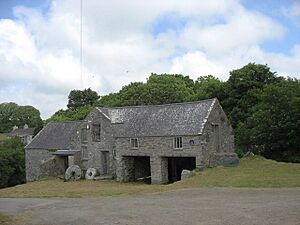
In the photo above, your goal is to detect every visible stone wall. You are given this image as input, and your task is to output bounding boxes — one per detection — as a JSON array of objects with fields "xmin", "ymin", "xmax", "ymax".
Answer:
[
  {"xmin": 25, "ymin": 149, "xmax": 66, "ymax": 182},
  {"xmin": 115, "ymin": 135, "xmax": 202, "ymax": 184},
  {"xmin": 200, "ymin": 100, "xmax": 237, "ymax": 167},
  {"xmin": 81, "ymin": 108, "xmax": 116, "ymax": 177}
]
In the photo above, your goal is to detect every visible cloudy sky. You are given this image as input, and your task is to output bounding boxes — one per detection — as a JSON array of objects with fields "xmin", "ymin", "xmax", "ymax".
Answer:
[{"xmin": 0, "ymin": 0, "xmax": 299, "ymax": 119}]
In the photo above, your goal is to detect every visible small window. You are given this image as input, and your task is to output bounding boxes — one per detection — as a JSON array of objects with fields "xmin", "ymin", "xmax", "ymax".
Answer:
[
  {"xmin": 81, "ymin": 128, "xmax": 87, "ymax": 143},
  {"xmin": 81, "ymin": 146, "xmax": 88, "ymax": 160},
  {"xmin": 92, "ymin": 124, "xmax": 101, "ymax": 142},
  {"xmin": 174, "ymin": 137, "xmax": 183, "ymax": 149},
  {"xmin": 130, "ymin": 138, "xmax": 138, "ymax": 149}
]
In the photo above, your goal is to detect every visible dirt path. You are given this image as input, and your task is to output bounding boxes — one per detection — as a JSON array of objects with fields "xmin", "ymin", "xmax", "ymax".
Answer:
[{"xmin": 0, "ymin": 188, "xmax": 300, "ymax": 225}]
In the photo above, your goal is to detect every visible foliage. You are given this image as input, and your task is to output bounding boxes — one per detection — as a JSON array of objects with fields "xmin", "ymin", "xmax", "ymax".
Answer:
[
  {"xmin": 236, "ymin": 78, "xmax": 300, "ymax": 162},
  {"xmin": 0, "ymin": 138, "xmax": 25, "ymax": 188},
  {"xmin": 96, "ymin": 73, "xmax": 195, "ymax": 107},
  {"xmin": 46, "ymin": 105, "xmax": 93, "ymax": 123},
  {"xmin": 67, "ymin": 88, "xmax": 99, "ymax": 111},
  {"xmin": 193, "ymin": 75, "xmax": 226, "ymax": 101},
  {"xmin": 0, "ymin": 103, "xmax": 43, "ymax": 134},
  {"xmin": 222, "ymin": 63, "xmax": 278, "ymax": 128}
]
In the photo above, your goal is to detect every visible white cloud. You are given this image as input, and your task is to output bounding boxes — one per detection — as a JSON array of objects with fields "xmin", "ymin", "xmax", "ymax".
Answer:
[
  {"xmin": 281, "ymin": 1, "xmax": 300, "ymax": 26},
  {"xmin": 0, "ymin": 0, "xmax": 299, "ymax": 118},
  {"xmin": 170, "ymin": 51, "xmax": 225, "ymax": 78}
]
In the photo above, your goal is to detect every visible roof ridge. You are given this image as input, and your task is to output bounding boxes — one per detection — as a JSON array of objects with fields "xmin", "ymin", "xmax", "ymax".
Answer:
[{"xmin": 97, "ymin": 98, "xmax": 216, "ymax": 110}]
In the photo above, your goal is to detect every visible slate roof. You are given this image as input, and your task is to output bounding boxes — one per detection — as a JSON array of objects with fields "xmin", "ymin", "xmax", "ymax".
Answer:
[
  {"xmin": 98, "ymin": 98, "xmax": 216, "ymax": 137},
  {"xmin": 25, "ymin": 121, "xmax": 82, "ymax": 149},
  {"xmin": 7, "ymin": 127, "xmax": 34, "ymax": 137}
]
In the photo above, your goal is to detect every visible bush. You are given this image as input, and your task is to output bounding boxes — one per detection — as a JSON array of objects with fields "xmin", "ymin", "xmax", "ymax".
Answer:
[{"xmin": 0, "ymin": 138, "xmax": 25, "ymax": 188}]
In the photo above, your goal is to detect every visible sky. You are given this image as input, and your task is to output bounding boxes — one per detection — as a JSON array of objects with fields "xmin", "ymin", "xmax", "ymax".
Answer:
[{"xmin": 0, "ymin": 0, "xmax": 299, "ymax": 119}]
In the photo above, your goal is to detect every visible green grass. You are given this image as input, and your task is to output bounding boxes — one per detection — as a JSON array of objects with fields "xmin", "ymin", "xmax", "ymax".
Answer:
[
  {"xmin": 177, "ymin": 156, "xmax": 300, "ymax": 188},
  {"xmin": 0, "ymin": 213, "xmax": 11, "ymax": 225},
  {"xmin": 0, "ymin": 156, "xmax": 299, "ymax": 198}
]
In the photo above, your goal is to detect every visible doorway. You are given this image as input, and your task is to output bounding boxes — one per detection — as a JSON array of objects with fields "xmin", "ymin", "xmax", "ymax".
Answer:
[
  {"xmin": 101, "ymin": 151, "xmax": 110, "ymax": 175},
  {"xmin": 167, "ymin": 157, "xmax": 196, "ymax": 183}
]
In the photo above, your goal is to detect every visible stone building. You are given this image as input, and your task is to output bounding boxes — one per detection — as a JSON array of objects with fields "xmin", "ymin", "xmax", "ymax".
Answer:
[
  {"xmin": 25, "ymin": 121, "xmax": 82, "ymax": 182},
  {"xmin": 25, "ymin": 98, "xmax": 238, "ymax": 184},
  {"xmin": 7, "ymin": 124, "xmax": 34, "ymax": 145}
]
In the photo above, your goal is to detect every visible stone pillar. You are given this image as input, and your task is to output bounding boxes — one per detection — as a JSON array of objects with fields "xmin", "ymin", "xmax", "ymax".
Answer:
[
  {"xmin": 68, "ymin": 156, "xmax": 74, "ymax": 166},
  {"xmin": 150, "ymin": 156, "xmax": 168, "ymax": 184}
]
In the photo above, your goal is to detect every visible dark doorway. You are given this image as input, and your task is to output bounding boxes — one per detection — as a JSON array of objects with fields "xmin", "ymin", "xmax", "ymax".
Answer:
[
  {"xmin": 63, "ymin": 156, "xmax": 69, "ymax": 170},
  {"xmin": 123, "ymin": 156, "xmax": 151, "ymax": 183},
  {"xmin": 168, "ymin": 157, "xmax": 196, "ymax": 183},
  {"xmin": 101, "ymin": 151, "xmax": 110, "ymax": 175},
  {"xmin": 134, "ymin": 156, "xmax": 151, "ymax": 184}
]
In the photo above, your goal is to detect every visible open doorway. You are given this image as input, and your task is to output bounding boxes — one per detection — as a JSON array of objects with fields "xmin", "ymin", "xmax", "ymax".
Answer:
[
  {"xmin": 123, "ymin": 156, "xmax": 151, "ymax": 183},
  {"xmin": 134, "ymin": 156, "xmax": 151, "ymax": 184},
  {"xmin": 167, "ymin": 157, "xmax": 196, "ymax": 183}
]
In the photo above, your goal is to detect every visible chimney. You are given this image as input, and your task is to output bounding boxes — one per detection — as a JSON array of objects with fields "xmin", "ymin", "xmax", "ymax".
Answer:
[
  {"xmin": 13, "ymin": 125, "xmax": 18, "ymax": 131},
  {"xmin": 24, "ymin": 124, "xmax": 29, "ymax": 129}
]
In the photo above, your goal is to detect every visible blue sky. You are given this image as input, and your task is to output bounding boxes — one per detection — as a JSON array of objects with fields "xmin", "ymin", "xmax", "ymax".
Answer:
[{"xmin": 0, "ymin": 0, "xmax": 299, "ymax": 118}]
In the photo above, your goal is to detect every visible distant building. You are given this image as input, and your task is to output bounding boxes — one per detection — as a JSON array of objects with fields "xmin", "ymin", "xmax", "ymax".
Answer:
[
  {"xmin": 7, "ymin": 124, "xmax": 34, "ymax": 145},
  {"xmin": 25, "ymin": 98, "xmax": 239, "ymax": 183}
]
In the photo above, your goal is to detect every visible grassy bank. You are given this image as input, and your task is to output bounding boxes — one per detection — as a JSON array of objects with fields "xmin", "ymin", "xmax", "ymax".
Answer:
[
  {"xmin": 0, "ymin": 213, "xmax": 12, "ymax": 225},
  {"xmin": 0, "ymin": 156, "xmax": 299, "ymax": 198}
]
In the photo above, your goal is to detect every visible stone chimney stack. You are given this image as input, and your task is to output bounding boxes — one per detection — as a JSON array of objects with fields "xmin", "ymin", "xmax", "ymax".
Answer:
[
  {"xmin": 13, "ymin": 125, "xmax": 18, "ymax": 131},
  {"xmin": 24, "ymin": 124, "xmax": 29, "ymax": 129}
]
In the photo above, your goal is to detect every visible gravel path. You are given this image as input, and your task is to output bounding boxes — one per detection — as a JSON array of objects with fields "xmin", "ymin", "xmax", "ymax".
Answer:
[{"xmin": 0, "ymin": 188, "xmax": 300, "ymax": 225}]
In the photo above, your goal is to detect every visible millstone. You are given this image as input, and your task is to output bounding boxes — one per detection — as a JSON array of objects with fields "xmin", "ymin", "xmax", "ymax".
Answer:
[
  {"xmin": 85, "ymin": 168, "xmax": 99, "ymax": 180},
  {"xmin": 65, "ymin": 165, "xmax": 82, "ymax": 181}
]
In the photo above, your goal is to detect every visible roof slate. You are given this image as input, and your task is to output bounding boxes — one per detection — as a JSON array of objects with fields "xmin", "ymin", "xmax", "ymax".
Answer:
[
  {"xmin": 25, "ymin": 121, "xmax": 82, "ymax": 149},
  {"xmin": 98, "ymin": 98, "xmax": 216, "ymax": 137},
  {"xmin": 7, "ymin": 127, "xmax": 35, "ymax": 137}
]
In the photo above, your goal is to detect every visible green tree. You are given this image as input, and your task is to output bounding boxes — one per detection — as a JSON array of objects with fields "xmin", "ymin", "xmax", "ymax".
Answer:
[
  {"xmin": 236, "ymin": 78, "xmax": 300, "ymax": 162},
  {"xmin": 193, "ymin": 75, "xmax": 225, "ymax": 101},
  {"xmin": 67, "ymin": 88, "xmax": 99, "ymax": 111},
  {"xmin": 223, "ymin": 63, "xmax": 278, "ymax": 128},
  {"xmin": 0, "ymin": 103, "xmax": 43, "ymax": 134},
  {"xmin": 142, "ymin": 74, "xmax": 194, "ymax": 105},
  {"xmin": 97, "ymin": 93, "xmax": 122, "ymax": 107},
  {"xmin": 0, "ymin": 138, "xmax": 25, "ymax": 188}
]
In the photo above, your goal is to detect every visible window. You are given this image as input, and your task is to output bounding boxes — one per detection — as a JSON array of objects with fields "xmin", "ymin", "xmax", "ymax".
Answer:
[
  {"xmin": 81, "ymin": 128, "xmax": 87, "ymax": 143},
  {"xmin": 174, "ymin": 137, "xmax": 183, "ymax": 149},
  {"xmin": 130, "ymin": 138, "xmax": 138, "ymax": 149},
  {"xmin": 92, "ymin": 124, "xmax": 101, "ymax": 142},
  {"xmin": 81, "ymin": 146, "xmax": 88, "ymax": 160}
]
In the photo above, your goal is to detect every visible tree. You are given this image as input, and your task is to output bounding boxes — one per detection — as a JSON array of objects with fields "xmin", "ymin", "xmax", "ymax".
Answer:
[
  {"xmin": 193, "ymin": 75, "xmax": 226, "ymax": 101},
  {"xmin": 236, "ymin": 78, "xmax": 300, "ymax": 162},
  {"xmin": 67, "ymin": 88, "xmax": 99, "ymax": 111},
  {"xmin": 0, "ymin": 103, "xmax": 43, "ymax": 134},
  {"xmin": 222, "ymin": 63, "xmax": 278, "ymax": 128},
  {"xmin": 142, "ymin": 74, "xmax": 194, "ymax": 105},
  {"xmin": 0, "ymin": 138, "xmax": 25, "ymax": 188}
]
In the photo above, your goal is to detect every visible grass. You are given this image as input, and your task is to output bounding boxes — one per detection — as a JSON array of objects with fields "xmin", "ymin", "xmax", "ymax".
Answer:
[
  {"xmin": 0, "ymin": 213, "xmax": 11, "ymax": 225},
  {"xmin": 0, "ymin": 156, "xmax": 299, "ymax": 198}
]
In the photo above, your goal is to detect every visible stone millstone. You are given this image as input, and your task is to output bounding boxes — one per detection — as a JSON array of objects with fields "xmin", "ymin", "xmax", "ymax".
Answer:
[
  {"xmin": 85, "ymin": 168, "xmax": 99, "ymax": 180},
  {"xmin": 181, "ymin": 169, "xmax": 196, "ymax": 180},
  {"xmin": 65, "ymin": 165, "xmax": 82, "ymax": 181}
]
